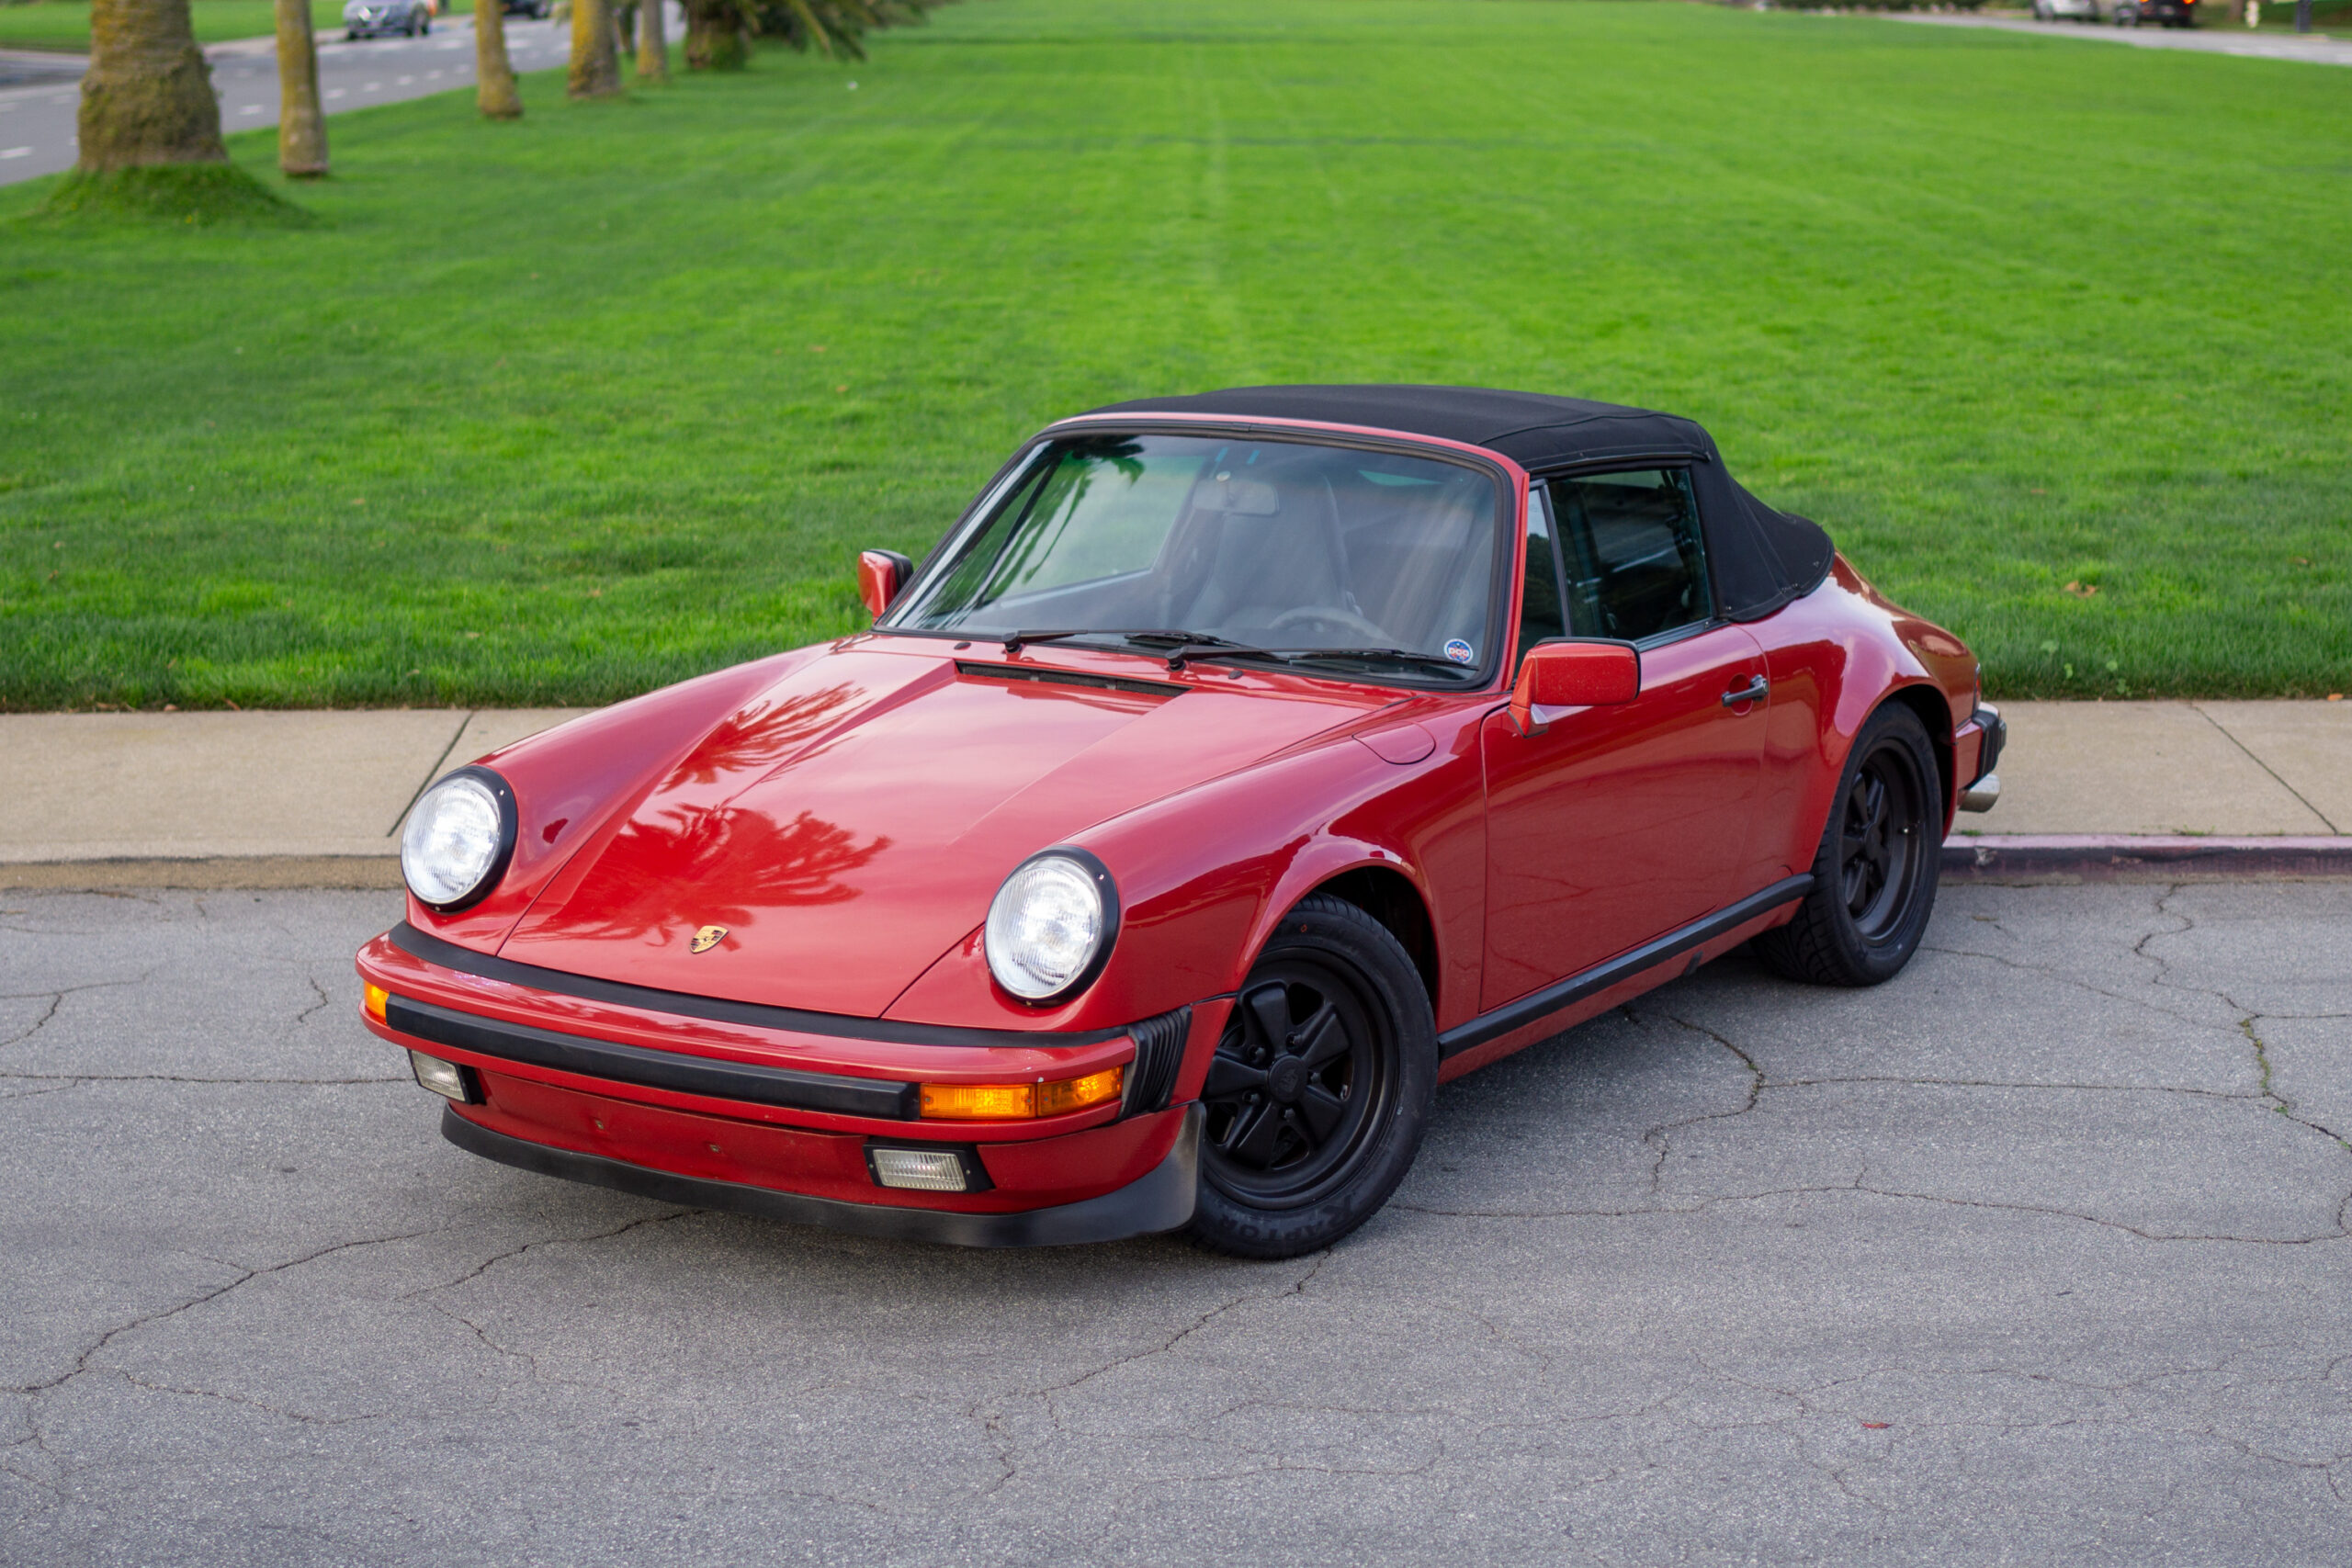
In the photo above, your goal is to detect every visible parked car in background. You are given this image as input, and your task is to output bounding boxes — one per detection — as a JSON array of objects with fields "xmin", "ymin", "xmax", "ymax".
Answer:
[
  {"xmin": 2108, "ymin": 0, "xmax": 2199, "ymax": 22},
  {"xmin": 344, "ymin": 0, "xmax": 432, "ymax": 37},
  {"xmin": 2033, "ymin": 0, "xmax": 2196, "ymax": 20},
  {"xmin": 358, "ymin": 386, "xmax": 2004, "ymax": 1259},
  {"xmin": 503, "ymin": 0, "xmax": 553, "ymax": 17}
]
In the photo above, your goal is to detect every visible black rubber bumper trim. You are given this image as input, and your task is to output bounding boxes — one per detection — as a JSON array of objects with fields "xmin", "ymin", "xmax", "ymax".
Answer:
[
  {"xmin": 1436, "ymin": 874, "xmax": 1815, "ymax": 1059},
  {"xmin": 390, "ymin": 996, "xmax": 919, "ymax": 1120},
  {"xmin": 1968, "ymin": 703, "xmax": 2007, "ymax": 785},
  {"xmin": 388, "ymin": 921, "xmax": 1128, "ymax": 1049},
  {"xmin": 440, "ymin": 1101, "xmax": 1204, "ymax": 1249}
]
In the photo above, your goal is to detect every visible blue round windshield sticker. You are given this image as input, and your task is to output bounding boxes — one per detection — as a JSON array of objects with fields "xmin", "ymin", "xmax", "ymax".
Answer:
[{"xmin": 1443, "ymin": 639, "xmax": 1476, "ymax": 666}]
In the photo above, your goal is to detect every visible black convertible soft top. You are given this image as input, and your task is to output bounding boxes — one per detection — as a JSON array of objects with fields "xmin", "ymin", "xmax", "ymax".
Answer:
[{"xmin": 1075, "ymin": 384, "xmax": 1835, "ymax": 625}]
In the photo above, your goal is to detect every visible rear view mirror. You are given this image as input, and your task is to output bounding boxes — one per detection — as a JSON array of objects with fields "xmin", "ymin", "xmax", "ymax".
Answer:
[
  {"xmin": 857, "ymin": 549, "xmax": 916, "ymax": 619},
  {"xmin": 1510, "ymin": 640, "xmax": 1640, "ymax": 735}
]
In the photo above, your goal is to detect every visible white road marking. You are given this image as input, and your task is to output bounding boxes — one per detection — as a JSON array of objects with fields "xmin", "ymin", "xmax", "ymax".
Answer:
[
  {"xmin": 398, "ymin": 74, "xmax": 414, "ymax": 84},
  {"xmin": 239, "ymin": 104, "xmax": 263, "ymax": 114},
  {"xmin": 426, "ymin": 69, "xmax": 443, "ymax": 78},
  {"xmin": 365, "ymin": 81, "xmax": 382, "ymax": 90},
  {"xmin": 0, "ymin": 148, "xmax": 29, "ymax": 159},
  {"xmin": 325, "ymin": 87, "xmax": 345, "ymax": 98}
]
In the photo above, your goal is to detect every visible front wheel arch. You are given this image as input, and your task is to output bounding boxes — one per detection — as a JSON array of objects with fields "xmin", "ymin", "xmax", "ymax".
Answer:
[
  {"xmin": 1308, "ymin": 863, "xmax": 1440, "ymax": 1021},
  {"xmin": 1187, "ymin": 893, "xmax": 1439, "ymax": 1258}
]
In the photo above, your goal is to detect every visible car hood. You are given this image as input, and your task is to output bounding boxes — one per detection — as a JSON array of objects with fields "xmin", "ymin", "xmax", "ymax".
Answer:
[{"xmin": 495, "ymin": 645, "xmax": 1385, "ymax": 1016}]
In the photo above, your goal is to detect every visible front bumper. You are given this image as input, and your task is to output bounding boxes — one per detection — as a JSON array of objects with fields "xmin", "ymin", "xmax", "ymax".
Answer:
[
  {"xmin": 357, "ymin": 924, "xmax": 1215, "ymax": 1247},
  {"xmin": 444, "ymin": 1101, "xmax": 1204, "ymax": 1247}
]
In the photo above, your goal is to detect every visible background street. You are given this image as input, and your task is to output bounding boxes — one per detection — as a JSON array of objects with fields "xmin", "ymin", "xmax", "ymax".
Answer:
[
  {"xmin": 0, "ymin": 17, "xmax": 574, "ymax": 187},
  {"xmin": 4, "ymin": 879, "xmax": 2347, "ymax": 1563}
]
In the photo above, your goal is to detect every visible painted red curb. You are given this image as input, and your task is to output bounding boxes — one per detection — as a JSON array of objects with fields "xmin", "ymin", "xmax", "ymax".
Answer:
[{"xmin": 1944, "ymin": 835, "xmax": 2352, "ymax": 881}]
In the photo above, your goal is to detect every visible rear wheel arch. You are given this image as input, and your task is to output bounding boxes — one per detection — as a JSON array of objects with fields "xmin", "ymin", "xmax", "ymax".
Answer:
[{"xmin": 1883, "ymin": 682, "xmax": 1956, "ymax": 825}]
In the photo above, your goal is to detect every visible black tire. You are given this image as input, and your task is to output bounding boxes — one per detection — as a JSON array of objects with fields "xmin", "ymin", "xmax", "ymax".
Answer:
[
  {"xmin": 1187, "ymin": 896, "xmax": 1437, "ymax": 1259},
  {"xmin": 1754, "ymin": 703, "xmax": 1942, "ymax": 988}
]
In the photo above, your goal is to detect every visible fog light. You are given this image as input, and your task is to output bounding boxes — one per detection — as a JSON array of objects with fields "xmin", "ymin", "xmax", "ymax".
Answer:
[
  {"xmin": 919, "ymin": 1066, "xmax": 1124, "ymax": 1121},
  {"xmin": 408, "ymin": 1050, "xmax": 477, "ymax": 1103},
  {"xmin": 868, "ymin": 1146, "xmax": 973, "ymax": 1191},
  {"xmin": 364, "ymin": 983, "xmax": 389, "ymax": 1021}
]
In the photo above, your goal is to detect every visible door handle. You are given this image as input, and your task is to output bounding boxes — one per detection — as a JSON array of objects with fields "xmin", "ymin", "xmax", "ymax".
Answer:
[{"xmin": 1721, "ymin": 674, "xmax": 1769, "ymax": 708}]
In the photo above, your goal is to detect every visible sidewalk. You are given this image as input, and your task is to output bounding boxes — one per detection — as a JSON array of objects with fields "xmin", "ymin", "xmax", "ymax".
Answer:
[
  {"xmin": 1887, "ymin": 12, "xmax": 2352, "ymax": 67},
  {"xmin": 1, "ymin": 701, "xmax": 2346, "ymax": 888},
  {"xmin": 0, "ymin": 708, "xmax": 588, "ymax": 887}
]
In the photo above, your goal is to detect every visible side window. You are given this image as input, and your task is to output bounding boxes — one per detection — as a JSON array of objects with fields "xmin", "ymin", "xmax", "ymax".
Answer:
[
  {"xmin": 1549, "ymin": 468, "xmax": 1712, "ymax": 642},
  {"xmin": 1517, "ymin": 485, "xmax": 1566, "ymax": 666}
]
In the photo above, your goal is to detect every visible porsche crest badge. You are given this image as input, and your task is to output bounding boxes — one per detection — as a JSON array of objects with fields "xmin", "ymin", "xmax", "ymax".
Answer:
[{"xmin": 689, "ymin": 925, "xmax": 729, "ymax": 954}]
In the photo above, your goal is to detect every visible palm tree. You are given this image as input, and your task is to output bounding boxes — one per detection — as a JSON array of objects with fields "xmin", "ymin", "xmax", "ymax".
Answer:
[
  {"xmin": 275, "ymin": 0, "xmax": 327, "ymax": 175},
  {"xmin": 477, "ymin": 0, "xmax": 525, "ymax": 117},
  {"xmin": 75, "ymin": 0, "xmax": 227, "ymax": 172},
  {"xmin": 569, "ymin": 0, "xmax": 623, "ymax": 96},
  {"xmin": 637, "ymin": 0, "xmax": 669, "ymax": 83},
  {"xmin": 681, "ymin": 0, "xmax": 938, "ymax": 72}
]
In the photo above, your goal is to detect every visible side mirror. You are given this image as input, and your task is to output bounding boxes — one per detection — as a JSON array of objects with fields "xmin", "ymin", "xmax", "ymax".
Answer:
[
  {"xmin": 856, "ymin": 549, "xmax": 916, "ymax": 620},
  {"xmin": 1510, "ymin": 640, "xmax": 1640, "ymax": 735}
]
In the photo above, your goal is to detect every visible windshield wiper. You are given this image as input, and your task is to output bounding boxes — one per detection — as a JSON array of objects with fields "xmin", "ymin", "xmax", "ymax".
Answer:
[
  {"xmin": 1158, "ymin": 640, "xmax": 1479, "ymax": 678},
  {"xmin": 987, "ymin": 629, "xmax": 1475, "ymax": 679},
  {"xmin": 994, "ymin": 629, "xmax": 1090, "ymax": 654},
  {"xmin": 1262, "ymin": 647, "xmax": 1481, "ymax": 677},
  {"xmin": 994, "ymin": 628, "xmax": 1238, "ymax": 655}
]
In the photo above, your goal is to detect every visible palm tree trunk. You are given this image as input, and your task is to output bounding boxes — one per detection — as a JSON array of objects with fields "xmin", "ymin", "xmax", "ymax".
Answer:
[
  {"xmin": 568, "ymin": 0, "xmax": 622, "ymax": 96},
  {"xmin": 475, "ymin": 0, "xmax": 524, "ymax": 117},
  {"xmin": 680, "ymin": 0, "xmax": 742, "ymax": 68},
  {"xmin": 274, "ymin": 0, "xmax": 327, "ymax": 175},
  {"xmin": 77, "ymin": 0, "xmax": 226, "ymax": 171},
  {"xmin": 636, "ymin": 0, "xmax": 667, "ymax": 81}
]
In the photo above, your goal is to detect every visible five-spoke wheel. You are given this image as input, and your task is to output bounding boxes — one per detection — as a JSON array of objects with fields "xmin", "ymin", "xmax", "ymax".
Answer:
[
  {"xmin": 1756, "ymin": 703, "xmax": 1942, "ymax": 987},
  {"xmin": 1187, "ymin": 895, "xmax": 1435, "ymax": 1258}
]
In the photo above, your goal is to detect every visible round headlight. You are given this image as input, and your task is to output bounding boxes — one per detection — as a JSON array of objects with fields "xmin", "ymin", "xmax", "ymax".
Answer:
[
  {"xmin": 401, "ymin": 769, "xmax": 515, "ymax": 911},
  {"xmin": 984, "ymin": 850, "xmax": 1118, "ymax": 1003}
]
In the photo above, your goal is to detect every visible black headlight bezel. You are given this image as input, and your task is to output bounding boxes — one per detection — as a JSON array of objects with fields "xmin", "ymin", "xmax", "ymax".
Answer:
[
  {"xmin": 984, "ymin": 846, "xmax": 1122, "ymax": 1008},
  {"xmin": 401, "ymin": 764, "xmax": 518, "ymax": 914}
]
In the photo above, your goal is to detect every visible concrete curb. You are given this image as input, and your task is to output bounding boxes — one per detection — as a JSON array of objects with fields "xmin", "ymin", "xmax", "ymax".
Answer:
[{"xmin": 1943, "ymin": 835, "xmax": 2352, "ymax": 883}]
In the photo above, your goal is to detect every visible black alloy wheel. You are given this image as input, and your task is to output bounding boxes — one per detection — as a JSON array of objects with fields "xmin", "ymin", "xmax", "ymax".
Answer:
[
  {"xmin": 1838, "ymin": 740, "xmax": 1928, "ymax": 945},
  {"xmin": 1187, "ymin": 896, "xmax": 1436, "ymax": 1259},
  {"xmin": 1755, "ymin": 703, "xmax": 1942, "ymax": 988}
]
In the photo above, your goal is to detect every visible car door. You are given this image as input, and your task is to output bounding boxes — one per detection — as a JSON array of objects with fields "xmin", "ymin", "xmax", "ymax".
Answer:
[{"xmin": 1478, "ymin": 468, "xmax": 1770, "ymax": 1013}]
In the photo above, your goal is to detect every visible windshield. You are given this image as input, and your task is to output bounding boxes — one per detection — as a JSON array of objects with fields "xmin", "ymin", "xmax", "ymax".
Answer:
[{"xmin": 884, "ymin": 433, "xmax": 1505, "ymax": 681}]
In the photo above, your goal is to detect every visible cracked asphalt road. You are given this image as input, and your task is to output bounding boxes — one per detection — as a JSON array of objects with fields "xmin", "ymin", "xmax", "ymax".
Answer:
[{"xmin": 3, "ymin": 880, "xmax": 2349, "ymax": 1563}]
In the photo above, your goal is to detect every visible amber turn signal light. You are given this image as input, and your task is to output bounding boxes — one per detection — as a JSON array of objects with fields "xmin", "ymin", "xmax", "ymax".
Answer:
[
  {"xmin": 919, "ymin": 1066, "xmax": 1124, "ymax": 1121},
  {"xmin": 364, "ymin": 983, "xmax": 390, "ymax": 1021}
]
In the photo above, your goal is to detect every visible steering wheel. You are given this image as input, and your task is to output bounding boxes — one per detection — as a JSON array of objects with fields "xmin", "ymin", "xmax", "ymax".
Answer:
[{"xmin": 1267, "ymin": 604, "xmax": 1392, "ymax": 643}]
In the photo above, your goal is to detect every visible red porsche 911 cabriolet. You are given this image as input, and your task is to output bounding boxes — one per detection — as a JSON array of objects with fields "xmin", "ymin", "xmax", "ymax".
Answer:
[{"xmin": 356, "ymin": 386, "xmax": 2004, "ymax": 1258}]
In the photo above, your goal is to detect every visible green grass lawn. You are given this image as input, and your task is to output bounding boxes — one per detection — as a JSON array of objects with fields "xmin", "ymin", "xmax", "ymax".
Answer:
[
  {"xmin": 0, "ymin": 0, "xmax": 355, "ymax": 51},
  {"xmin": 2, "ymin": 0, "xmax": 2347, "ymax": 709}
]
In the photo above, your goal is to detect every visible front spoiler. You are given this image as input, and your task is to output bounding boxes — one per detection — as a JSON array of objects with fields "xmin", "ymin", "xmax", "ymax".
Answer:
[{"xmin": 441, "ymin": 1100, "xmax": 1204, "ymax": 1248}]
